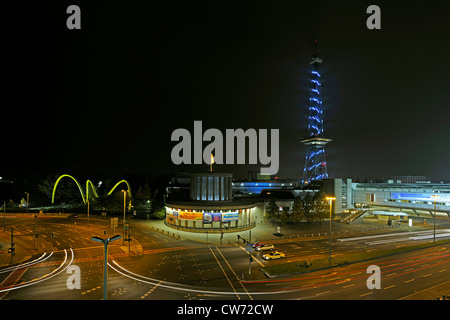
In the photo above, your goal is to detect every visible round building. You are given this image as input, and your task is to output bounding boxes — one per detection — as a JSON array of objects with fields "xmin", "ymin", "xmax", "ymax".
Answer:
[{"xmin": 165, "ymin": 172, "xmax": 256, "ymax": 233}]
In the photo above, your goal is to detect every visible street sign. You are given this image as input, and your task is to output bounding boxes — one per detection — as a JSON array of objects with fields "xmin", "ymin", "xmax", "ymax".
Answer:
[
  {"xmin": 111, "ymin": 217, "xmax": 118, "ymax": 228},
  {"xmin": 111, "ymin": 217, "xmax": 118, "ymax": 233}
]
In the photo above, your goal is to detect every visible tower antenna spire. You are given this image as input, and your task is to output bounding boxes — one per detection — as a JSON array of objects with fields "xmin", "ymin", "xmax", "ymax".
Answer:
[
  {"xmin": 310, "ymin": 39, "xmax": 323, "ymax": 65},
  {"xmin": 300, "ymin": 41, "xmax": 331, "ymax": 186}
]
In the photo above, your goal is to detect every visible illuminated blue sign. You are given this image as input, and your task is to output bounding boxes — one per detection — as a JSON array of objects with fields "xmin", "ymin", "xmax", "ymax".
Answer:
[{"xmin": 391, "ymin": 192, "xmax": 450, "ymax": 202}]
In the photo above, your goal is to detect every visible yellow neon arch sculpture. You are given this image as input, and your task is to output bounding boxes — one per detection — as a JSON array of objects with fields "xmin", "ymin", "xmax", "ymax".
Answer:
[
  {"xmin": 52, "ymin": 174, "xmax": 87, "ymax": 204},
  {"xmin": 86, "ymin": 180, "xmax": 99, "ymax": 202},
  {"xmin": 106, "ymin": 180, "xmax": 132, "ymax": 198},
  {"xmin": 52, "ymin": 174, "xmax": 131, "ymax": 204}
]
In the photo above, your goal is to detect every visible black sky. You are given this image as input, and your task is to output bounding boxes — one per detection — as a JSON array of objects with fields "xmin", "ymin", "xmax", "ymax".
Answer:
[{"xmin": 4, "ymin": 0, "xmax": 450, "ymax": 181}]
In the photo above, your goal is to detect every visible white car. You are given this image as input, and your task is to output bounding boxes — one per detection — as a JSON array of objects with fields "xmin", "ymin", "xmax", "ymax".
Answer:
[
  {"xmin": 263, "ymin": 251, "xmax": 285, "ymax": 260},
  {"xmin": 256, "ymin": 244, "xmax": 274, "ymax": 251}
]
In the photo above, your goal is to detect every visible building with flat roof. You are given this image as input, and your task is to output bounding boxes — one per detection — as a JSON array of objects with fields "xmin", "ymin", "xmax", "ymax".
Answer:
[
  {"xmin": 165, "ymin": 172, "xmax": 256, "ymax": 233},
  {"xmin": 352, "ymin": 181, "xmax": 450, "ymax": 217},
  {"xmin": 166, "ymin": 172, "xmax": 450, "ymax": 228},
  {"xmin": 389, "ymin": 176, "xmax": 431, "ymax": 184},
  {"xmin": 319, "ymin": 178, "xmax": 450, "ymax": 223}
]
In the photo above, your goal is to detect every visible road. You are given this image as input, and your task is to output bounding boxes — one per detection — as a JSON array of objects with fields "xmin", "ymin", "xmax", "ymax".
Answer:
[{"xmin": 1, "ymin": 214, "xmax": 450, "ymax": 300}]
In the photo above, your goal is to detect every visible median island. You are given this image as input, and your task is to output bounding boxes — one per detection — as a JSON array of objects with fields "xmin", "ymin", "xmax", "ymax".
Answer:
[{"xmin": 261, "ymin": 239, "xmax": 450, "ymax": 278}]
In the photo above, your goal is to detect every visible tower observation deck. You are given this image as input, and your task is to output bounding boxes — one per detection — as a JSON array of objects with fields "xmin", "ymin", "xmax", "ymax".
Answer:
[{"xmin": 300, "ymin": 40, "xmax": 332, "ymax": 186}]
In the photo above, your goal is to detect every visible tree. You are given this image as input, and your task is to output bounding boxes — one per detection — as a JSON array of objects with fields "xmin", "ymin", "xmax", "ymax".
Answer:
[
  {"xmin": 312, "ymin": 189, "xmax": 331, "ymax": 224},
  {"xmin": 135, "ymin": 183, "xmax": 152, "ymax": 206},
  {"xmin": 290, "ymin": 196, "xmax": 306, "ymax": 223},
  {"xmin": 302, "ymin": 193, "xmax": 315, "ymax": 223},
  {"xmin": 280, "ymin": 206, "xmax": 290, "ymax": 224},
  {"xmin": 265, "ymin": 197, "xmax": 279, "ymax": 225},
  {"xmin": 290, "ymin": 189, "xmax": 330, "ymax": 224}
]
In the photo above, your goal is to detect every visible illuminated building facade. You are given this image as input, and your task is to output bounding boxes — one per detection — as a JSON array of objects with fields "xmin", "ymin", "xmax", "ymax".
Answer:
[
  {"xmin": 165, "ymin": 172, "xmax": 256, "ymax": 232},
  {"xmin": 323, "ymin": 178, "xmax": 450, "ymax": 222}
]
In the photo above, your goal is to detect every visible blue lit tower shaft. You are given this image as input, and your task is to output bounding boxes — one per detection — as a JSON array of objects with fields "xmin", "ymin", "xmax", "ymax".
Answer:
[{"xmin": 300, "ymin": 41, "xmax": 331, "ymax": 186}]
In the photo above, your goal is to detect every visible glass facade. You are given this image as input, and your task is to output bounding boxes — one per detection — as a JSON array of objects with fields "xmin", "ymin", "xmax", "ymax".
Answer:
[
  {"xmin": 191, "ymin": 173, "xmax": 232, "ymax": 202},
  {"xmin": 214, "ymin": 177, "xmax": 220, "ymax": 201}
]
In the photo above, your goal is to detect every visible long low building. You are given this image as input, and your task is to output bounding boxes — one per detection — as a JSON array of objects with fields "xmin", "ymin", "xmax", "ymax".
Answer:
[
  {"xmin": 352, "ymin": 181, "xmax": 450, "ymax": 217},
  {"xmin": 231, "ymin": 177, "xmax": 450, "ymax": 220},
  {"xmin": 323, "ymin": 178, "xmax": 450, "ymax": 220},
  {"xmin": 166, "ymin": 173, "xmax": 450, "ymax": 228}
]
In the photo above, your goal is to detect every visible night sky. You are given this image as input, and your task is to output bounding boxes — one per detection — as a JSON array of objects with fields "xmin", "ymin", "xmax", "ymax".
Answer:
[{"xmin": 4, "ymin": 0, "xmax": 450, "ymax": 181}]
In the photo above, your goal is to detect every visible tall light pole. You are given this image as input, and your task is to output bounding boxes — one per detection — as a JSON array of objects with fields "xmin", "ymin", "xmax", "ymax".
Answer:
[
  {"xmin": 34, "ymin": 213, "xmax": 37, "ymax": 250},
  {"xmin": 25, "ymin": 192, "xmax": 29, "ymax": 213},
  {"xmin": 4, "ymin": 200, "xmax": 6, "ymax": 232},
  {"xmin": 121, "ymin": 190, "xmax": 127, "ymax": 245},
  {"xmin": 431, "ymin": 195, "xmax": 439, "ymax": 244},
  {"xmin": 326, "ymin": 196, "xmax": 336, "ymax": 263},
  {"xmin": 86, "ymin": 188, "xmax": 90, "ymax": 230},
  {"xmin": 86, "ymin": 199, "xmax": 90, "ymax": 230},
  {"xmin": 91, "ymin": 235, "xmax": 121, "ymax": 300}
]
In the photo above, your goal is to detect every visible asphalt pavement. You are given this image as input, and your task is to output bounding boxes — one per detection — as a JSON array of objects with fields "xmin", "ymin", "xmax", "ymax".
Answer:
[
  {"xmin": 132, "ymin": 215, "xmax": 425, "ymax": 246},
  {"xmin": 1, "ymin": 212, "xmax": 449, "ymax": 301}
]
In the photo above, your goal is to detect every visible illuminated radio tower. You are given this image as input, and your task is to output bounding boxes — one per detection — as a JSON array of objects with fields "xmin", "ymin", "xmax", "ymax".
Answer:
[{"xmin": 300, "ymin": 40, "xmax": 332, "ymax": 186}]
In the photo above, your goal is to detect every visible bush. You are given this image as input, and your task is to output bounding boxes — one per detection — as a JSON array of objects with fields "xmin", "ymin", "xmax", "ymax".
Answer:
[{"xmin": 151, "ymin": 208, "xmax": 166, "ymax": 220}]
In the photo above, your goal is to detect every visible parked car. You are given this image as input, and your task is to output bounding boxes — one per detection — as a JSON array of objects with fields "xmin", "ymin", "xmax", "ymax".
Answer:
[
  {"xmin": 256, "ymin": 244, "xmax": 274, "ymax": 251},
  {"xmin": 263, "ymin": 251, "xmax": 285, "ymax": 260}
]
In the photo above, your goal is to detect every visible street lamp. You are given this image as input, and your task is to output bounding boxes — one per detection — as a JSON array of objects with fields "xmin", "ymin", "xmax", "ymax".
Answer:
[
  {"xmin": 25, "ymin": 192, "xmax": 29, "ymax": 213},
  {"xmin": 326, "ymin": 196, "xmax": 336, "ymax": 262},
  {"xmin": 121, "ymin": 190, "xmax": 127, "ymax": 245},
  {"xmin": 431, "ymin": 195, "xmax": 439, "ymax": 244},
  {"xmin": 91, "ymin": 235, "xmax": 121, "ymax": 300}
]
